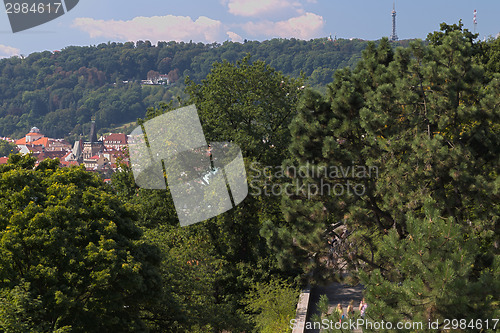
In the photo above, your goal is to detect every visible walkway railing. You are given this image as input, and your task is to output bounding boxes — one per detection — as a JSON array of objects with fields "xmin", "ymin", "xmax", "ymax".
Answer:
[{"xmin": 292, "ymin": 286, "xmax": 311, "ymax": 333}]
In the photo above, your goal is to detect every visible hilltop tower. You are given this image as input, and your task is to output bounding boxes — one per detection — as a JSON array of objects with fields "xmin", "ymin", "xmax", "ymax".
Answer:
[
  {"xmin": 390, "ymin": 2, "xmax": 398, "ymax": 41},
  {"xmin": 473, "ymin": 9, "xmax": 477, "ymax": 34}
]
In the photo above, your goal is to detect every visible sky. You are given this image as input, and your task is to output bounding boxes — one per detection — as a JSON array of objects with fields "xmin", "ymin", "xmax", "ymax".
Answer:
[{"xmin": 0, "ymin": 0, "xmax": 499, "ymax": 58}]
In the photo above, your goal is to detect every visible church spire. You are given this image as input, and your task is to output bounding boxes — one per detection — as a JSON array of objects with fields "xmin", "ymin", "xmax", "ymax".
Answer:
[{"xmin": 89, "ymin": 116, "xmax": 97, "ymax": 143}]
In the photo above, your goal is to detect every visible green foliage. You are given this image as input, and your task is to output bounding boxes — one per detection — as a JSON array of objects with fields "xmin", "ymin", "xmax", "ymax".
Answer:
[
  {"xmin": 0, "ymin": 140, "xmax": 16, "ymax": 157},
  {"xmin": 359, "ymin": 199, "xmax": 499, "ymax": 332},
  {"xmin": 0, "ymin": 38, "xmax": 368, "ymax": 140},
  {"xmin": 186, "ymin": 55, "xmax": 305, "ymax": 165},
  {"xmin": 112, "ymin": 55, "xmax": 307, "ymax": 332},
  {"xmin": 185, "ymin": 55, "xmax": 306, "ymax": 306},
  {"xmin": 0, "ymin": 281, "xmax": 47, "ymax": 333},
  {"xmin": 3, "ymin": 23, "xmax": 499, "ymax": 332},
  {"xmin": 482, "ymin": 35, "xmax": 500, "ymax": 77},
  {"xmin": 427, "ymin": 20, "xmax": 478, "ymax": 47},
  {"xmin": 275, "ymin": 24, "xmax": 499, "ymax": 324},
  {"xmin": 0, "ymin": 155, "xmax": 162, "ymax": 332},
  {"xmin": 140, "ymin": 224, "xmax": 246, "ymax": 332},
  {"xmin": 243, "ymin": 278, "xmax": 299, "ymax": 333}
]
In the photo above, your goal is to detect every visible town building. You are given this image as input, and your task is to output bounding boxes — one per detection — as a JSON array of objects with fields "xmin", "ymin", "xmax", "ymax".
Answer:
[
  {"xmin": 9, "ymin": 122, "xmax": 129, "ymax": 174},
  {"xmin": 82, "ymin": 119, "xmax": 104, "ymax": 168},
  {"xmin": 103, "ymin": 133, "xmax": 128, "ymax": 150},
  {"xmin": 14, "ymin": 127, "xmax": 72, "ymax": 164}
]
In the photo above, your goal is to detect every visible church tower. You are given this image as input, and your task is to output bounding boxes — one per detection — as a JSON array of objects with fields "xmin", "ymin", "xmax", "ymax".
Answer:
[{"xmin": 82, "ymin": 117, "xmax": 104, "ymax": 167}]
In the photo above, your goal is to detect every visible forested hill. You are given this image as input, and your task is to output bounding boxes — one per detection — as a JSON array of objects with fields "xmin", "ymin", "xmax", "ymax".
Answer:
[{"xmin": 0, "ymin": 37, "xmax": 402, "ymax": 141}]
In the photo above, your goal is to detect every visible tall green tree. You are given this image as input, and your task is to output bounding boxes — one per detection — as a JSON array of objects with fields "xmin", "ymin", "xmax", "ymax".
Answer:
[
  {"xmin": 185, "ymin": 55, "xmax": 304, "ymax": 165},
  {"xmin": 274, "ymin": 27, "xmax": 499, "ymax": 323},
  {"xmin": 0, "ymin": 155, "xmax": 162, "ymax": 332},
  {"xmin": 184, "ymin": 56, "xmax": 306, "ymax": 295},
  {"xmin": 183, "ymin": 55, "xmax": 305, "ymax": 271}
]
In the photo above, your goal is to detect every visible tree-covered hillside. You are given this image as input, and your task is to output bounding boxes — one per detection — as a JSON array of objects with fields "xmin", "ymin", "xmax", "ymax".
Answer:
[
  {"xmin": 0, "ymin": 37, "xmax": 373, "ymax": 140},
  {"xmin": 0, "ymin": 22, "xmax": 499, "ymax": 332}
]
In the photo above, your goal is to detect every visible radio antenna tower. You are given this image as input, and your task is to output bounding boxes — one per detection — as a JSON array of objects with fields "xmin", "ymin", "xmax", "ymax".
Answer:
[
  {"xmin": 473, "ymin": 9, "xmax": 477, "ymax": 34},
  {"xmin": 390, "ymin": 2, "xmax": 398, "ymax": 41}
]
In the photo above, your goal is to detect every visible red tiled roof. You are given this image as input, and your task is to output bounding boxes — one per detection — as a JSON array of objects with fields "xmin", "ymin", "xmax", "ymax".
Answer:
[
  {"xmin": 32, "ymin": 137, "xmax": 49, "ymax": 147},
  {"xmin": 61, "ymin": 152, "xmax": 72, "ymax": 159},
  {"xmin": 48, "ymin": 139, "xmax": 71, "ymax": 147},
  {"xmin": 104, "ymin": 133, "xmax": 127, "ymax": 144},
  {"xmin": 0, "ymin": 157, "xmax": 8, "ymax": 164},
  {"xmin": 60, "ymin": 161, "xmax": 79, "ymax": 167},
  {"xmin": 35, "ymin": 150, "xmax": 67, "ymax": 161},
  {"xmin": 26, "ymin": 132, "xmax": 43, "ymax": 137},
  {"xmin": 15, "ymin": 137, "xmax": 26, "ymax": 145},
  {"xmin": 25, "ymin": 144, "xmax": 46, "ymax": 153}
]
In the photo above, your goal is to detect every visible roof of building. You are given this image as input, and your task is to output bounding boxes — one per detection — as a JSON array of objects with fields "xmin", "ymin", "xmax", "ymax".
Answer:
[
  {"xmin": 104, "ymin": 133, "xmax": 127, "ymax": 143},
  {"xmin": 23, "ymin": 144, "xmax": 46, "ymax": 153},
  {"xmin": 16, "ymin": 128, "xmax": 45, "ymax": 144},
  {"xmin": 26, "ymin": 132, "xmax": 43, "ymax": 137},
  {"xmin": 15, "ymin": 138, "xmax": 26, "ymax": 145},
  {"xmin": 72, "ymin": 140, "xmax": 83, "ymax": 158},
  {"xmin": 60, "ymin": 160, "xmax": 79, "ymax": 167},
  {"xmin": 49, "ymin": 138, "xmax": 71, "ymax": 145},
  {"xmin": 32, "ymin": 137, "xmax": 49, "ymax": 147},
  {"xmin": 0, "ymin": 157, "xmax": 8, "ymax": 164},
  {"xmin": 35, "ymin": 151, "xmax": 67, "ymax": 161},
  {"xmin": 61, "ymin": 151, "xmax": 72, "ymax": 159}
]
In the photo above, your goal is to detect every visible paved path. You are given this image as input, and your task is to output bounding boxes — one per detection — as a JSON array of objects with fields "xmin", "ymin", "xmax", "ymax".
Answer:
[{"xmin": 305, "ymin": 279, "xmax": 364, "ymax": 333}]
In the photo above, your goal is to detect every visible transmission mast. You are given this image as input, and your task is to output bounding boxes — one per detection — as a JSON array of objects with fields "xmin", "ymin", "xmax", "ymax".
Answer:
[
  {"xmin": 390, "ymin": 2, "xmax": 398, "ymax": 41},
  {"xmin": 473, "ymin": 9, "xmax": 477, "ymax": 34}
]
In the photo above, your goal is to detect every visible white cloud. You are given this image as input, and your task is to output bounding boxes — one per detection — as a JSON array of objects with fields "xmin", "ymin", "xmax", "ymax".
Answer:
[
  {"xmin": 0, "ymin": 44, "xmax": 20, "ymax": 58},
  {"xmin": 223, "ymin": 0, "xmax": 301, "ymax": 17},
  {"xmin": 73, "ymin": 15, "xmax": 225, "ymax": 43},
  {"xmin": 227, "ymin": 31, "xmax": 243, "ymax": 42},
  {"xmin": 242, "ymin": 12, "xmax": 324, "ymax": 39}
]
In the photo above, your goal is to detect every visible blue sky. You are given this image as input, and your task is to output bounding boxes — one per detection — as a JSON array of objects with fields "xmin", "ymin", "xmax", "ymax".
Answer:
[{"xmin": 1, "ymin": 0, "xmax": 499, "ymax": 58}]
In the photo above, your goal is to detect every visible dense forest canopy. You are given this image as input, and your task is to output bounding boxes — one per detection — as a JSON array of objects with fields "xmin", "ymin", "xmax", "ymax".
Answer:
[
  {"xmin": 0, "ymin": 21, "xmax": 499, "ymax": 332},
  {"xmin": 0, "ymin": 37, "xmax": 373, "ymax": 140}
]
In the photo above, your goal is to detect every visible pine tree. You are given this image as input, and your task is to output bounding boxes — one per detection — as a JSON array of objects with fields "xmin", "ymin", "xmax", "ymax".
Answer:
[
  {"xmin": 272, "ymin": 26, "xmax": 499, "ymax": 324},
  {"xmin": 359, "ymin": 199, "xmax": 499, "ymax": 332}
]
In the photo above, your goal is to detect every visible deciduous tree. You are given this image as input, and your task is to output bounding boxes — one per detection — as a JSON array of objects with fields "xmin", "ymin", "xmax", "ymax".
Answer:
[{"xmin": 0, "ymin": 155, "xmax": 162, "ymax": 332}]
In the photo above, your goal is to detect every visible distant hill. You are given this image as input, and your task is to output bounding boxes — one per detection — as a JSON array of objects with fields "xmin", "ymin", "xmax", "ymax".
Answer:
[{"xmin": 0, "ymin": 37, "xmax": 413, "ymax": 141}]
